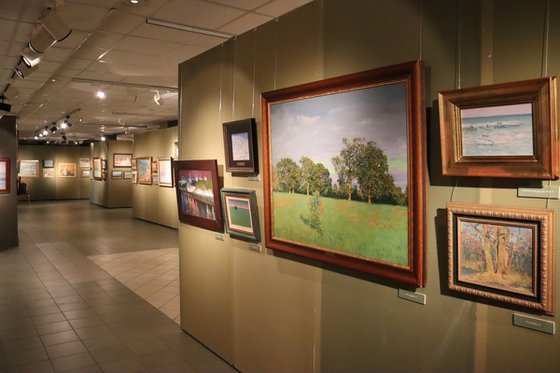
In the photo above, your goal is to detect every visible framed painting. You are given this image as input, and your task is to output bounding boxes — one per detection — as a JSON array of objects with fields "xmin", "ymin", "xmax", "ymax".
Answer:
[
  {"xmin": 58, "ymin": 163, "xmax": 76, "ymax": 177},
  {"xmin": 131, "ymin": 158, "xmax": 137, "ymax": 170},
  {"xmin": 43, "ymin": 159, "xmax": 54, "ymax": 168},
  {"xmin": 223, "ymin": 118, "xmax": 258, "ymax": 174},
  {"xmin": 136, "ymin": 157, "xmax": 152, "ymax": 185},
  {"xmin": 113, "ymin": 153, "xmax": 132, "ymax": 168},
  {"xmin": 447, "ymin": 202, "xmax": 555, "ymax": 315},
  {"xmin": 221, "ymin": 188, "xmax": 260, "ymax": 241},
  {"xmin": 19, "ymin": 160, "xmax": 39, "ymax": 178},
  {"xmin": 102, "ymin": 159, "xmax": 107, "ymax": 170},
  {"xmin": 158, "ymin": 157, "xmax": 173, "ymax": 187},
  {"xmin": 0, "ymin": 158, "xmax": 9, "ymax": 193},
  {"xmin": 93, "ymin": 157, "xmax": 102, "ymax": 180},
  {"xmin": 131, "ymin": 171, "xmax": 137, "ymax": 184},
  {"xmin": 262, "ymin": 60, "xmax": 426, "ymax": 286},
  {"xmin": 173, "ymin": 159, "xmax": 223, "ymax": 233},
  {"xmin": 111, "ymin": 170, "xmax": 123, "ymax": 179},
  {"xmin": 123, "ymin": 171, "xmax": 133, "ymax": 179},
  {"xmin": 152, "ymin": 160, "xmax": 158, "ymax": 173},
  {"xmin": 439, "ymin": 77, "xmax": 558, "ymax": 179},
  {"xmin": 43, "ymin": 168, "xmax": 55, "ymax": 178},
  {"xmin": 81, "ymin": 169, "xmax": 91, "ymax": 178},
  {"xmin": 79, "ymin": 158, "xmax": 90, "ymax": 168}
]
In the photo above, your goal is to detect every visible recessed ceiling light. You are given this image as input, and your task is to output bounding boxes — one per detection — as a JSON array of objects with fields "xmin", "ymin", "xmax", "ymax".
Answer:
[
  {"xmin": 124, "ymin": 0, "xmax": 145, "ymax": 6},
  {"xmin": 96, "ymin": 90, "xmax": 106, "ymax": 100}
]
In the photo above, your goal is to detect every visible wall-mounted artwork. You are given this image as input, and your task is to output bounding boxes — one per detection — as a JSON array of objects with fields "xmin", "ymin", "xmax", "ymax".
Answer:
[
  {"xmin": 93, "ymin": 157, "xmax": 102, "ymax": 180},
  {"xmin": 439, "ymin": 77, "xmax": 558, "ymax": 179},
  {"xmin": 136, "ymin": 157, "xmax": 152, "ymax": 185},
  {"xmin": 221, "ymin": 188, "xmax": 260, "ymax": 242},
  {"xmin": 43, "ymin": 168, "xmax": 55, "ymax": 178},
  {"xmin": 58, "ymin": 163, "xmax": 76, "ymax": 177},
  {"xmin": 79, "ymin": 158, "xmax": 90, "ymax": 168},
  {"xmin": 0, "ymin": 158, "xmax": 9, "ymax": 193},
  {"xmin": 131, "ymin": 171, "xmax": 137, "ymax": 184},
  {"xmin": 262, "ymin": 61, "xmax": 426, "ymax": 286},
  {"xmin": 19, "ymin": 160, "xmax": 39, "ymax": 178},
  {"xmin": 447, "ymin": 202, "xmax": 555, "ymax": 315},
  {"xmin": 111, "ymin": 170, "xmax": 123, "ymax": 179},
  {"xmin": 43, "ymin": 159, "xmax": 54, "ymax": 168},
  {"xmin": 123, "ymin": 171, "xmax": 133, "ymax": 179},
  {"xmin": 102, "ymin": 159, "xmax": 107, "ymax": 170},
  {"xmin": 113, "ymin": 153, "xmax": 133, "ymax": 168},
  {"xmin": 158, "ymin": 157, "xmax": 173, "ymax": 187},
  {"xmin": 81, "ymin": 169, "xmax": 91, "ymax": 178},
  {"xmin": 223, "ymin": 118, "xmax": 258, "ymax": 174},
  {"xmin": 152, "ymin": 160, "xmax": 158, "ymax": 173},
  {"xmin": 173, "ymin": 159, "xmax": 223, "ymax": 232}
]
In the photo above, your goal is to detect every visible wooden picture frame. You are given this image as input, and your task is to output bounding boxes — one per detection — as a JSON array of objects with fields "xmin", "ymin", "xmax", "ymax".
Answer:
[
  {"xmin": 123, "ymin": 171, "xmax": 133, "ymax": 179},
  {"xmin": 79, "ymin": 158, "xmax": 90, "ymax": 168},
  {"xmin": 102, "ymin": 159, "xmax": 107, "ymax": 170},
  {"xmin": 262, "ymin": 60, "xmax": 426, "ymax": 286},
  {"xmin": 131, "ymin": 171, "xmax": 138, "ymax": 184},
  {"xmin": 152, "ymin": 160, "xmax": 158, "ymax": 173},
  {"xmin": 43, "ymin": 168, "xmax": 55, "ymax": 178},
  {"xmin": 438, "ymin": 77, "xmax": 558, "ymax": 179},
  {"xmin": 113, "ymin": 153, "xmax": 133, "ymax": 168},
  {"xmin": 19, "ymin": 160, "xmax": 39, "ymax": 178},
  {"xmin": 223, "ymin": 118, "xmax": 258, "ymax": 174},
  {"xmin": 93, "ymin": 157, "xmax": 102, "ymax": 180},
  {"xmin": 43, "ymin": 159, "xmax": 54, "ymax": 168},
  {"xmin": 58, "ymin": 163, "xmax": 76, "ymax": 177},
  {"xmin": 447, "ymin": 202, "xmax": 555, "ymax": 315},
  {"xmin": 173, "ymin": 159, "xmax": 223, "ymax": 233},
  {"xmin": 81, "ymin": 169, "xmax": 91, "ymax": 178},
  {"xmin": 136, "ymin": 157, "xmax": 152, "ymax": 185},
  {"xmin": 111, "ymin": 170, "xmax": 123, "ymax": 179},
  {"xmin": 158, "ymin": 157, "xmax": 173, "ymax": 187},
  {"xmin": 221, "ymin": 188, "xmax": 260, "ymax": 242},
  {"xmin": 0, "ymin": 158, "xmax": 9, "ymax": 193}
]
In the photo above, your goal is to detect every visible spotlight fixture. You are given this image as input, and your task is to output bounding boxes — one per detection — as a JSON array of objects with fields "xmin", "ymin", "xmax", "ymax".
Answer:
[
  {"xmin": 153, "ymin": 90, "xmax": 163, "ymax": 106},
  {"xmin": 39, "ymin": 8, "xmax": 72, "ymax": 42},
  {"xmin": 96, "ymin": 90, "xmax": 106, "ymax": 99},
  {"xmin": 29, "ymin": 26, "xmax": 56, "ymax": 53},
  {"xmin": 15, "ymin": 59, "xmax": 38, "ymax": 78},
  {"xmin": 50, "ymin": 125, "xmax": 57, "ymax": 133},
  {"xmin": 21, "ymin": 47, "xmax": 41, "ymax": 67},
  {"xmin": 100, "ymin": 135, "xmax": 106, "ymax": 141},
  {"xmin": 3, "ymin": 85, "xmax": 20, "ymax": 101},
  {"xmin": 34, "ymin": 135, "xmax": 38, "ymax": 140},
  {"xmin": 42, "ymin": 127, "xmax": 49, "ymax": 136}
]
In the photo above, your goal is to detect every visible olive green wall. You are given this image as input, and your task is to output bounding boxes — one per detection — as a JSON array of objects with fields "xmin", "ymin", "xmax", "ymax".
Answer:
[
  {"xmin": 18, "ymin": 145, "xmax": 90, "ymax": 201},
  {"xmin": 178, "ymin": 1, "xmax": 560, "ymax": 372},
  {"xmin": 132, "ymin": 127, "xmax": 178, "ymax": 228},
  {"xmin": 90, "ymin": 140, "xmax": 133, "ymax": 208},
  {"xmin": 0, "ymin": 115, "xmax": 18, "ymax": 250}
]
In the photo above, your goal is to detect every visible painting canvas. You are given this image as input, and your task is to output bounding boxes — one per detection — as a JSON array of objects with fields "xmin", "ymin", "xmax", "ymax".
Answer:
[
  {"xmin": 447, "ymin": 202, "xmax": 555, "ymax": 315},
  {"xmin": 58, "ymin": 163, "xmax": 76, "ymax": 177},
  {"xmin": 158, "ymin": 157, "xmax": 173, "ymax": 187},
  {"xmin": 221, "ymin": 188, "xmax": 260, "ymax": 241},
  {"xmin": 43, "ymin": 168, "xmax": 55, "ymax": 178},
  {"xmin": 123, "ymin": 171, "xmax": 133, "ymax": 179},
  {"xmin": 111, "ymin": 170, "xmax": 123, "ymax": 178},
  {"xmin": 0, "ymin": 158, "xmax": 9, "ymax": 193},
  {"xmin": 93, "ymin": 157, "xmax": 102, "ymax": 180},
  {"xmin": 81, "ymin": 169, "xmax": 91, "ymax": 178},
  {"xmin": 43, "ymin": 159, "xmax": 54, "ymax": 168},
  {"xmin": 223, "ymin": 118, "xmax": 258, "ymax": 174},
  {"xmin": 173, "ymin": 159, "xmax": 223, "ymax": 232},
  {"xmin": 79, "ymin": 158, "xmax": 90, "ymax": 168},
  {"xmin": 113, "ymin": 153, "xmax": 132, "ymax": 168},
  {"xmin": 19, "ymin": 160, "xmax": 39, "ymax": 177},
  {"xmin": 137, "ymin": 157, "xmax": 152, "ymax": 185},
  {"xmin": 262, "ymin": 61, "xmax": 426, "ymax": 286}
]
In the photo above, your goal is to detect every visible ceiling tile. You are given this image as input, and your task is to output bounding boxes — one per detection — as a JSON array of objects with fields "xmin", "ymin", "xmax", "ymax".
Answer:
[
  {"xmin": 56, "ymin": 30, "xmax": 89, "ymax": 49},
  {"xmin": 0, "ymin": 0, "xmax": 25, "ymax": 21},
  {"xmin": 112, "ymin": 35, "xmax": 180, "ymax": 56},
  {"xmin": 101, "ymin": 49, "xmax": 162, "ymax": 68},
  {"xmin": 0, "ymin": 20, "xmax": 17, "ymax": 41},
  {"xmin": 152, "ymin": 0, "xmax": 245, "ymax": 29},
  {"xmin": 118, "ymin": 0, "xmax": 170, "ymax": 17},
  {"xmin": 66, "ymin": 0, "xmax": 118, "ymax": 8},
  {"xmin": 98, "ymin": 11, "xmax": 145, "ymax": 34},
  {"xmin": 56, "ymin": 2, "xmax": 112, "ymax": 32},
  {"xmin": 44, "ymin": 47, "xmax": 74, "ymax": 62},
  {"xmin": 8, "ymin": 42, "xmax": 26, "ymax": 57},
  {"xmin": 83, "ymin": 31, "xmax": 124, "ymax": 49},
  {"xmin": 219, "ymin": 12, "xmax": 272, "ymax": 34},
  {"xmin": 209, "ymin": 0, "xmax": 270, "ymax": 11},
  {"xmin": 256, "ymin": 0, "xmax": 313, "ymax": 17},
  {"xmin": 64, "ymin": 58, "xmax": 92, "ymax": 70},
  {"xmin": 130, "ymin": 23, "xmax": 200, "ymax": 44}
]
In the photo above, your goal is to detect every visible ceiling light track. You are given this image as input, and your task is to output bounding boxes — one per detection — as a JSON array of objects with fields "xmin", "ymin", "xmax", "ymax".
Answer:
[
  {"xmin": 146, "ymin": 18, "xmax": 234, "ymax": 39},
  {"xmin": 71, "ymin": 78, "xmax": 178, "ymax": 92}
]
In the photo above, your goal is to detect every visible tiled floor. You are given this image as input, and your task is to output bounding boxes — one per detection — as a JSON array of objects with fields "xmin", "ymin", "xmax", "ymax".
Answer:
[{"xmin": 0, "ymin": 200, "xmax": 237, "ymax": 373}]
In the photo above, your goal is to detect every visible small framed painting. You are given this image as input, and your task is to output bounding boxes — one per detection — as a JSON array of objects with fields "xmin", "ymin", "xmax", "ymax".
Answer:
[
  {"xmin": 93, "ymin": 157, "xmax": 102, "ymax": 180},
  {"xmin": 111, "ymin": 170, "xmax": 123, "ymax": 179},
  {"xmin": 439, "ymin": 77, "xmax": 558, "ymax": 179},
  {"xmin": 136, "ymin": 157, "xmax": 152, "ymax": 185},
  {"xmin": 19, "ymin": 160, "xmax": 39, "ymax": 178},
  {"xmin": 173, "ymin": 159, "xmax": 223, "ymax": 233},
  {"xmin": 158, "ymin": 157, "xmax": 173, "ymax": 187},
  {"xmin": 58, "ymin": 163, "xmax": 76, "ymax": 177},
  {"xmin": 79, "ymin": 158, "xmax": 90, "ymax": 168},
  {"xmin": 152, "ymin": 160, "xmax": 158, "ymax": 173},
  {"xmin": 131, "ymin": 158, "xmax": 137, "ymax": 170},
  {"xmin": 223, "ymin": 118, "xmax": 258, "ymax": 174},
  {"xmin": 0, "ymin": 158, "xmax": 9, "ymax": 193},
  {"xmin": 43, "ymin": 159, "xmax": 54, "ymax": 168},
  {"xmin": 102, "ymin": 159, "xmax": 107, "ymax": 170},
  {"xmin": 113, "ymin": 153, "xmax": 132, "ymax": 168},
  {"xmin": 131, "ymin": 171, "xmax": 138, "ymax": 184},
  {"xmin": 221, "ymin": 188, "xmax": 260, "ymax": 242},
  {"xmin": 81, "ymin": 169, "xmax": 91, "ymax": 178},
  {"xmin": 123, "ymin": 171, "xmax": 133, "ymax": 179},
  {"xmin": 43, "ymin": 168, "xmax": 55, "ymax": 178},
  {"xmin": 447, "ymin": 202, "xmax": 555, "ymax": 315}
]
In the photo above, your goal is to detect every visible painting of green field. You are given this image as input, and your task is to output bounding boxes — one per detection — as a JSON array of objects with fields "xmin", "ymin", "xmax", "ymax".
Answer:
[
  {"xmin": 227, "ymin": 199, "xmax": 252, "ymax": 229},
  {"xmin": 273, "ymin": 192, "xmax": 408, "ymax": 265}
]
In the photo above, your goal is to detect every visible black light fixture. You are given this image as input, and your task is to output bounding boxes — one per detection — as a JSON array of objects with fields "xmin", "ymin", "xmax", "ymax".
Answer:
[{"xmin": 50, "ymin": 124, "xmax": 57, "ymax": 133}]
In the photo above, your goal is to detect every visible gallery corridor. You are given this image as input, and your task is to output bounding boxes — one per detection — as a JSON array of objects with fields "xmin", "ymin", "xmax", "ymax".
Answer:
[{"xmin": 0, "ymin": 201, "xmax": 237, "ymax": 373}]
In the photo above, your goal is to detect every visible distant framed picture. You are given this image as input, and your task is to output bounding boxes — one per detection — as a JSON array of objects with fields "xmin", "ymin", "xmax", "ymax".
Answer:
[
  {"xmin": 223, "ymin": 118, "xmax": 258, "ymax": 174},
  {"xmin": 136, "ymin": 157, "xmax": 152, "ymax": 185},
  {"xmin": 111, "ymin": 170, "xmax": 123, "ymax": 179},
  {"xmin": 113, "ymin": 153, "xmax": 133, "ymax": 168},
  {"xmin": 102, "ymin": 159, "xmax": 107, "ymax": 170},
  {"xmin": 152, "ymin": 174, "xmax": 159, "ymax": 185},
  {"xmin": 131, "ymin": 158, "xmax": 137, "ymax": 170},
  {"xmin": 58, "ymin": 163, "xmax": 76, "ymax": 177},
  {"xmin": 173, "ymin": 159, "xmax": 223, "ymax": 232},
  {"xmin": 43, "ymin": 168, "xmax": 55, "ymax": 178},
  {"xmin": 447, "ymin": 202, "xmax": 555, "ymax": 315},
  {"xmin": 43, "ymin": 159, "xmax": 54, "ymax": 168},
  {"xmin": 152, "ymin": 160, "xmax": 158, "ymax": 173},
  {"xmin": 81, "ymin": 169, "xmax": 91, "ymax": 178},
  {"xmin": 19, "ymin": 160, "xmax": 39, "ymax": 178},
  {"xmin": 439, "ymin": 77, "xmax": 558, "ymax": 179},
  {"xmin": 131, "ymin": 171, "xmax": 138, "ymax": 184},
  {"xmin": 158, "ymin": 157, "xmax": 173, "ymax": 187},
  {"xmin": 221, "ymin": 188, "xmax": 260, "ymax": 241},
  {"xmin": 0, "ymin": 158, "xmax": 9, "ymax": 193},
  {"xmin": 93, "ymin": 157, "xmax": 102, "ymax": 180},
  {"xmin": 79, "ymin": 158, "xmax": 90, "ymax": 168},
  {"xmin": 123, "ymin": 171, "xmax": 133, "ymax": 179}
]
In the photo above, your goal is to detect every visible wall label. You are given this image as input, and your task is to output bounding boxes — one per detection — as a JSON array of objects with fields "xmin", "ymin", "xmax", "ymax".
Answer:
[
  {"xmin": 517, "ymin": 187, "xmax": 559, "ymax": 199},
  {"xmin": 398, "ymin": 289, "xmax": 426, "ymax": 305},
  {"xmin": 513, "ymin": 313, "xmax": 555, "ymax": 335}
]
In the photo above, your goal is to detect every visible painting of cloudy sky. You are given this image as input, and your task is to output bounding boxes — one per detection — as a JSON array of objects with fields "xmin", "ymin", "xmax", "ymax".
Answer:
[{"xmin": 270, "ymin": 81, "xmax": 408, "ymax": 190}]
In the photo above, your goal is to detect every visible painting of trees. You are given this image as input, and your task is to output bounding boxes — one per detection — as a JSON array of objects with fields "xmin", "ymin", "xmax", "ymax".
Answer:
[{"xmin": 275, "ymin": 158, "xmax": 300, "ymax": 193}]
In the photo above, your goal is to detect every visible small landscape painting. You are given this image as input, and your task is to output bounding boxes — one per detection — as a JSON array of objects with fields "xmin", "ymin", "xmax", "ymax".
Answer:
[
  {"xmin": 460, "ymin": 103, "xmax": 534, "ymax": 157},
  {"xmin": 177, "ymin": 169, "xmax": 216, "ymax": 220}
]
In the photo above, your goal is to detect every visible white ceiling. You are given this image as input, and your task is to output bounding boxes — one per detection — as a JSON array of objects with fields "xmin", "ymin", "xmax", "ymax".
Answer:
[{"xmin": 0, "ymin": 0, "xmax": 312, "ymax": 143}]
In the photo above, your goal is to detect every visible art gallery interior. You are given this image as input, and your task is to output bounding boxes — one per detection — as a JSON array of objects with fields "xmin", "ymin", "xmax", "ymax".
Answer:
[{"xmin": 1, "ymin": 0, "xmax": 560, "ymax": 372}]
